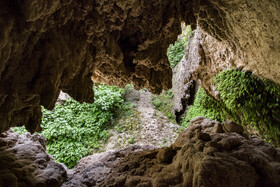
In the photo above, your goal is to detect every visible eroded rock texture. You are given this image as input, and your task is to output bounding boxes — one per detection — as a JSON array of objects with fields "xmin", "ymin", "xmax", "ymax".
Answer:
[
  {"xmin": 1, "ymin": 118, "xmax": 280, "ymax": 186},
  {"xmin": 0, "ymin": 0, "xmax": 279, "ymax": 135},
  {"xmin": 0, "ymin": 130, "xmax": 67, "ymax": 187},
  {"xmin": 0, "ymin": 0, "xmax": 190, "ymax": 133},
  {"xmin": 64, "ymin": 117, "xmax": 280, "ymax": 187},
  {"xmin": 172, "ymin": 32, "xmax": 200, "ymax": 121},
  {"xmin": 182, "ymin": 0, "xmax": 280, "ymax": 96}
]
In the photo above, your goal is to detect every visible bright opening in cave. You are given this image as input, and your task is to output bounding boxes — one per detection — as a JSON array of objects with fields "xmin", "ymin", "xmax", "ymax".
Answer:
[{"xmin": 1, "ymin": 1, "xmax": 280, "ymax": 186}]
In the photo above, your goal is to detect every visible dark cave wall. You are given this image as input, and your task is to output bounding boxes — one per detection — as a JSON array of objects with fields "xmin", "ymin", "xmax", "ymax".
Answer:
[
  {"xmin": 0, "ymin": 0, "xmax": 191, "ymax": 133},
  {"xmin": 0, "ymin": 0, "xmax": 279, "ymax": 134}
]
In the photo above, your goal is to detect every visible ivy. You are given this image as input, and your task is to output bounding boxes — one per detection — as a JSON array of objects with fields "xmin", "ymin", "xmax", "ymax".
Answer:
[
  {"xmin": 182, "ymin": 88, "xmax": 227, "ymax": 127},
  {"xmin": 13, "ymin": 84, "xmax": 125, "ymax": 168},
  {"xmin": 183, "ymin": 69, "xmax": 280, "ymax": 146}
]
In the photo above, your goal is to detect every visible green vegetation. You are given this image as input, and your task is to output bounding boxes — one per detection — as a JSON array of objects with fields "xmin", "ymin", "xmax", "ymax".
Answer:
[
  {"xmin": 183, "ymin": 69, "xmax": 280, "ymax": 145},
  {"xmin": 167, "ymin": 25, "xmax": 192, "ymax": 68},
  {"xmin": 13, "ymin": 84, "xmax": 125, "ymax": 168},
  {"xmin": 182, "ymin": 88, "xmax": 227, "ymax": 127},
  {"xmin": 213, "ymin": 70, "xmax": 280, "ymax": 144},
  {"xmin": 152, "ymin": 90, "xmax": 176, "ymax": 122}
]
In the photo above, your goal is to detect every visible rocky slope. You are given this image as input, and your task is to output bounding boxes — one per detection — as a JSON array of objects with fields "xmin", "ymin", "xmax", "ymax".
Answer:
[
  {"xmin": 4, "ymin": 117, "xmax": 278, "ymax": 186},
  {"xmin": 105, "ymin": 87, "xmax": 183, "ymax": 151}
]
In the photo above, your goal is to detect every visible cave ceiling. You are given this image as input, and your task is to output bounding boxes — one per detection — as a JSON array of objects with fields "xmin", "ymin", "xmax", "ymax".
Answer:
[{"xmin": 0, "ymin": 0, "xmax": 279, "ymax": 133}]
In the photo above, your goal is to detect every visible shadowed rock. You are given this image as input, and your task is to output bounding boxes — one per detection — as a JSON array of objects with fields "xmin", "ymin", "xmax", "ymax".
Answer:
[
  {"xmin": 0, "ymin": 130, "xmax": 67, "ymax": 187},
  {"xmin": 1, "ymin": 0, "xmax": 280, "ymax": 133},
  {"xmin": 64, "ymin": 117, "xmax": 280, "ymax": 187}
]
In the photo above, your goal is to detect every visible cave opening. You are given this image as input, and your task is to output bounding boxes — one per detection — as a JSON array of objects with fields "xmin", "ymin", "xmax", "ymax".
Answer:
[
  {"xmin": 1, "ymin": 0, "xmax": 280, "ymax": 186},
  {"xmin": 10, "ymin": 24, "xmax": 192, "ymax": 170}
]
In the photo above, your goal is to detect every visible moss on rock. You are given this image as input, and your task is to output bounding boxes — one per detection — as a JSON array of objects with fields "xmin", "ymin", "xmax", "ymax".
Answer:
[
  {"xmin": 182, "ymin": 88, "xmax": 227, "ymax": 127},
  {"xmin": 183, "ymin": 69, "xmax": 280, "ymax": 146}
]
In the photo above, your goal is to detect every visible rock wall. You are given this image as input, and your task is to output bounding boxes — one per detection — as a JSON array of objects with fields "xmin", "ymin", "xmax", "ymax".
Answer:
[
  {"xmin": 0, "ymin": 130, "xmax": 67, "ymax": 187},
  {"xmin": 189, "ymin": 0, "xmax": 280, "ymax": 96},
  {"xmin": 1, "ymin": 118, "xmax": 279, "ymax": 186},
  {"xmin": 196, "ymin": 0, "xmax": 280, "ymax": 84},
  {"xmin": 0, "ymin": 0, "xmax": 280, "ymax": 133},
  {"xmin": 172, "ymin": 32, "xmax": 199, "ymax": 121}
]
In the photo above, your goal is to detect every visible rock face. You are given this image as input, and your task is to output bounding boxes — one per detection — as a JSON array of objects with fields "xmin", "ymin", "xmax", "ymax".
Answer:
[
  {"xmin": 0, "ymin": 0, "xmax": 185, "ymax": 133},
  {"xmin": 172, "ymin": 31, "xmax": 201, "ymax": 121},
  {"xmin": 0, "ymin": 130, "xmax": 67, "ymax": 187},
  {"xmin": 56, "ymin": 91, "xmax": 71, "ymax": 105},
  {"xmin": 1, "ymin": 0, "xmax": 280, "ymax": 133},
  {"xmin": 1, "ymin": 118, "xmax": 280, "ymax": 186},
  {"xmin": 64, "ymin": 117, "xmax": 280, "ymax": 187},
  {"xmin": 62, "ymin": 145, "xmax": 157, "ymax": 187}
]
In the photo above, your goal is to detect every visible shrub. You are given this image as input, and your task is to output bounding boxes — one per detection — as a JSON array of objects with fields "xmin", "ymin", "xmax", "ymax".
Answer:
[
  {"xmin": 182, "ymin": 88, "xmax": 227, "ymax": 128},
  {"xmin": 183, "ymin": 69, "xmax": 280, "ymax": 145},
  {"xmin": 152, "ymin": 90, "xmax": 176, "ymax": 122},
  {"xmin": 167, "ymin": 25, "xmax": 192, "ymax": 68},
  {"xmin": 14, "ymin": 84, "xmax": 125, "ymax": 168}
]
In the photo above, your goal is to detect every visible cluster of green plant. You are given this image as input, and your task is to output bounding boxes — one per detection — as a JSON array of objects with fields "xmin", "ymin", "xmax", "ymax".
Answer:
[
  {"xmin": 14, "ymin": 84, "xmax": 125, "ymax": 168},
  {"xmin": 181, "ymin": 88, "xmax": 227, "ymax": 127},
  {"xmin": 152, "ymin": 90, "xmax": 176, "ymax": 122},
  {"xmin": 167, "ymin": 25, "xmax": 192, "ymax": 68},
  {"xmin": 213, "ymin": 70, "xmax": 280, "ymax": 144},
  {"xmin": 183, "ymin": 69, "xmax": 280, "ymax": 145}
]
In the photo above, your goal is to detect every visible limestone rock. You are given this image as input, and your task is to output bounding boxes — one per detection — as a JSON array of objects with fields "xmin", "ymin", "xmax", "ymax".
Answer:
[
  {"xmin": 1, "ymin": 0, "xmax": 280, "ymax": 133},
  {"xmin": 62, "ymin": 145, "xmax": 156, "ymax": 187},
  {"xmin": 0, "ymin": 0, "xmax": 184, "ymax": 133},
  {"xmin": 172, "ymin": 32, "xmax": 200, "ymax": 120},
  {"xmin": 1, "ymin": 118, "xmax": 280, "ymax": 186},
  {"xmin": 66, "ymin": 117, "xmax": 280, "ymax": 187},
  {"xmin": 0, "ymin": 130, "xmax": 67, "ymax": 187},
  {"xmin": 56, "ymin": 91, "xmax": 71, "ymax": 105}
]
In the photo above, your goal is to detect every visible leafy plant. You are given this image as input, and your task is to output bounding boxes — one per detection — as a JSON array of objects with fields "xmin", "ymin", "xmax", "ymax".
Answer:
[
  {"xmin": 213, "ymin": 70, "xmax": 280, "ymax": 144},
  {"xmin": 152, "ymin": 90, "xmax": 176, "ymax": 122},
  {"xmin": 183, "ymin": 69, "xmax": 280, "ymax": 145},
  {"xmin": 14, "ymin": 84, "xmax": 125, "ymax": 168},
  {"xmin": 167, "ymin": 25, "xmax": 192, "ymax": 68},
  {"xmin": 182, "ymin": 88, "xmax": 227, "ymax": 127},
  {"xmin": 128, "ymin": 136, "xmax": 135, "ymax": 144}
]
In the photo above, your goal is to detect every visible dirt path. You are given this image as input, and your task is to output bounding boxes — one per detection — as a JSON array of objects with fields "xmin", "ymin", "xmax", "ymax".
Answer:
[
  {"xmin": 105, "ymin": 88, "xmax": 183, "ymax": 151},
  {"xmin": 137, "ymin": 90, "xmax": 181, "ymax": 146}
]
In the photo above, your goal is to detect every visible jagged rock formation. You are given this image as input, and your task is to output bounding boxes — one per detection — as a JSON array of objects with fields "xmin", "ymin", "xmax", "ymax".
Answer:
[
  {"xmin": 1, "ymin": 0, "xmax": 279, "ymax": 134},
  {"xmin": 56, "ymin": 91, "xmax": 71, "ymax": 105},
  {"xmin": 0, "ymin": 130, "xmax": 67, "ymax": 187},
  {"xmin": 172, "ymin": 41, "xmax": 200, "ymax": 122},
  {"xmin": 1, "ymin": 118, "xmax": 279, "ymax": 186},
  {"xmin": 0, "ymin": 0, "xmax": 185, "ymax": 133},
  {"xmin": 64, "ymin": 117, "xmax": 280, "ymax": 187}
]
